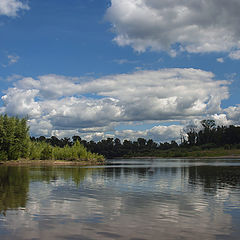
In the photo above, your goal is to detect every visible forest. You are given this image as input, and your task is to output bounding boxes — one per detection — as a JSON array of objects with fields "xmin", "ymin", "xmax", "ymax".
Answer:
[
  {"xmin": 31, "ymin": 119, "xmax": 240, "ymax": 159},
  {"xmin": 1, "ymin": 115, "xmax": 240, "ymax": 161}
]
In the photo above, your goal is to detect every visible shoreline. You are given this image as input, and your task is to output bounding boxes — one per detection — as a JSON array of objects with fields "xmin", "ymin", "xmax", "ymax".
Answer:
[
  {"xmin": 1, "ymin": 155, "xmax": 240, "ymax": 166},
  {"xmin": 114, "ymin": 155, "xmax": 240, "ymax": 160},
  {"xmin": 0, "ymin": 159, "xmax": 105, "ymax": 166},
  {"xmin": 129, "ymin": 155, "xmax": 240, "ymax": 159}
]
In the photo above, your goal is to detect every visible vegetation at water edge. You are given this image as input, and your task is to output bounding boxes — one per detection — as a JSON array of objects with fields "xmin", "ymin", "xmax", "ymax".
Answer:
[
  {"xmin": 1, "ymin": 114, "xmax": 240, "ymax": 161},
  {"xmin": 31, "ymin": 119, "xmax": 240, "ymax": 159},
  {"xmin": 0, "ymin": 115, "xmax": 104, "ymax": 162}
]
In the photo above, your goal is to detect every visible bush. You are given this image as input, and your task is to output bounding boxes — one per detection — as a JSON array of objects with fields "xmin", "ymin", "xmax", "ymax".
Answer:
[
  {"xmin": 0, "ymin": 115, "xmax": 103, "ymax": 162},
  {"xmin": 40, "ymin": 145, "xmax": 52, "ymax": 160},
  {"xmin": 0, "ymin": 151, "xmax": 8, "ymax": 161}
]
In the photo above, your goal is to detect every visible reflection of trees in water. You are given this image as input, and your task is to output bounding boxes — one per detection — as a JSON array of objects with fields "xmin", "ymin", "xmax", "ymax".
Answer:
[
  {"xmin": 1, "ymin": 164, "xmax": 239, "ymax": 214},
  {"xmin": 29, "ymin": 167, "xmax": 95, "ymax": 186},
  {"xmin": 102, "ymin": 167, "xmax": 150, "ymax": 180},
  {"xmin": 0, "ymin": 167, "xmax": 29, "ymax": 215},
  {"xmin": 102, "ymin": 166, "xmax": 179, "ymax": 180},
  {"xmin": 188, "ymin": 166, "xmax": 240, "ymax": 192},
  {"xmin": 28, "ymin": 165, "xmax": 240, "ymax": 195},
  {"xmin": 0, "ymin": 166, "xmax": 102, "ymax": 214},
  {"xmin": 103, "ymin": 165, "xmax": 240, "ymax": 194}
]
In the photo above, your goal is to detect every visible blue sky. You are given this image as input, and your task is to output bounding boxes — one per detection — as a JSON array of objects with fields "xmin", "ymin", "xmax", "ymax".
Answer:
[{"xmin": 0, "ymin": 0, "xmax": 240, "ymax": 142}]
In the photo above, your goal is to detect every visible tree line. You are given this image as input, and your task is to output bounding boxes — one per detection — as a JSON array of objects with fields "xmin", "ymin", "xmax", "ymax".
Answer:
[
  {"xmin": 183, "ymin": 119, "xmax": 240, "ymax": 148},
  {"xmin": 0, "ymin": 115, "xmax": 104, "ymax": 161},
  {"xmin": 1, "ymin": 114, "xmax": 240, "ymax": 160},
  {"xmin": 31, "ymin": 119, "xmax": 240, "ymax": 158}
]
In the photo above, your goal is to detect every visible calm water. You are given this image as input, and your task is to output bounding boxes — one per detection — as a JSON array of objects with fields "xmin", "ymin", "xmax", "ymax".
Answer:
[{"xmin": 1, "ymin": 159, "xmax": 240, "ymax": 240}]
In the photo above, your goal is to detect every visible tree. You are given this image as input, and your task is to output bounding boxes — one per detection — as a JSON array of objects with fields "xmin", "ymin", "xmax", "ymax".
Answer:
[
  {"xmin": 72, "ymin": 135, "xmax": 81, "ymax": 144},
  {"xmin": 0, "ymin": 115, "xmax": 30, "ymax": 160},
  {"xmin": 184, "ymin": 124, "xmax": 198, "ymax": 146},
  {"xmin": 137, "ymin": 138, "xmax": 146, "ymax": 148},
  {"xmin": 198, "ymin": 119, "xmax": 216, "ymax": 145},
  {"xmin": 40, "ymin": 144, "xmax": 52, "ymax": 160},
  {"xmin": 201, "ymin": 119, "xmax": 216, "ymax": 130}
]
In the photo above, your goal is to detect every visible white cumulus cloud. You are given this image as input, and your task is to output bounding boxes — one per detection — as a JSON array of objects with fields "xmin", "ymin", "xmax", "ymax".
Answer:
[
  {"xmin": 224, "ymin": 105, "xmax": 240, "ymax": 125},
  {"xmin": 106, "ymin": 0, "xmax": 240, "ymax": 54},
  {"xmin": 0, "ymin": 68, "xmax": 230, "ymax": 140},
  {"xmin": 114, "ymin": 125, "xmax": 183, "ymax": 142},
  {"xmin": 229, "ymin": 50, "xmax": 240, "ymax": 60},
  {"xmin": 1, "ymin": 87, "xmax": 41, "ymax": 117},
  {"xmin": 0, "ymin": 0, "xmax": 29, "ymax": 17},
  {"xmin": 56, "ymin": 124, "xmax": 184, "ymax": 143}
]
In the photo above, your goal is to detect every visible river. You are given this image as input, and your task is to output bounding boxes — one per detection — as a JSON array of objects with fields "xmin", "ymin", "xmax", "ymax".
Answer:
[{"xmin": 0, "ymin": 158, "xmax": 240, "ymax": 239}]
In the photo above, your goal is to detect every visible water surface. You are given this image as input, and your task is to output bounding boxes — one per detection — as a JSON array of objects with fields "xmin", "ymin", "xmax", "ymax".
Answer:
[{"xmin": 0, "ymin": 158, "xmax": 240, "ymax": 240}]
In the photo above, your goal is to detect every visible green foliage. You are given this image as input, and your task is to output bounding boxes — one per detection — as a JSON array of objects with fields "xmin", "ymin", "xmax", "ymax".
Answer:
[
  {"xmin": 0, "ymin": 115, "xmax": 104, "ymax": 162},
  {"xmin": 29, "ymin": 141, "xmax": 42, "ymax": 160},
  {"xmin": 0, "ymin": 166, "xmax": 29, "ymax": 214},
  {"xmin": 50, "ymin": 140, "xmax": 104, "ymax": 161},
  {"xmin": 0, "ymin": 115, "xmax": 29, "ymax": 161},
  {"xmin": 3, "ymin": 115, "xmax": 240, "ymax": 160},
  {"xmin": 40, "ymin": 144, "xmax": 53, "ymax": 160},
  {"xmin": 28, "ymin": 140, "xmax": 104, "ymax": 161}
]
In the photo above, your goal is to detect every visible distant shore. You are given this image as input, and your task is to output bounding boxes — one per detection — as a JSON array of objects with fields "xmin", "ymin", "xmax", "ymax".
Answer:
[{"xmin": 128, "ymin": 155, "xmax": 240, "ymax": 159}]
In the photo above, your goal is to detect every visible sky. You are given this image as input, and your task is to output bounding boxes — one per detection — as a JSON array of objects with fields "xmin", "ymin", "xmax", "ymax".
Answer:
[{"xmin": 0, "ymin": 0, "xmax": 240, "ymax": 142}]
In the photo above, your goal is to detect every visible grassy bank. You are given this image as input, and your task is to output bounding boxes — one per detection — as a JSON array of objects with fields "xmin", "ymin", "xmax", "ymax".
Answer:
[{"xmin": 124, "ymin": 148, "xmax": 240, "ymax": 159}]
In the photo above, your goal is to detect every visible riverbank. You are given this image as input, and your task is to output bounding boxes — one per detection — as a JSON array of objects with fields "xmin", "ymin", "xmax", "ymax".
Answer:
[
  {"xmin": 0, "ymin": 159, "xmax": 105, "ymax": 166},
  {"xmin": 128, "ymin": 155, "xmax": 240, "ymax": 159},
  {"xmin": 123, "ymin": 148, "xmax": 240, "ymax": 159}
]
